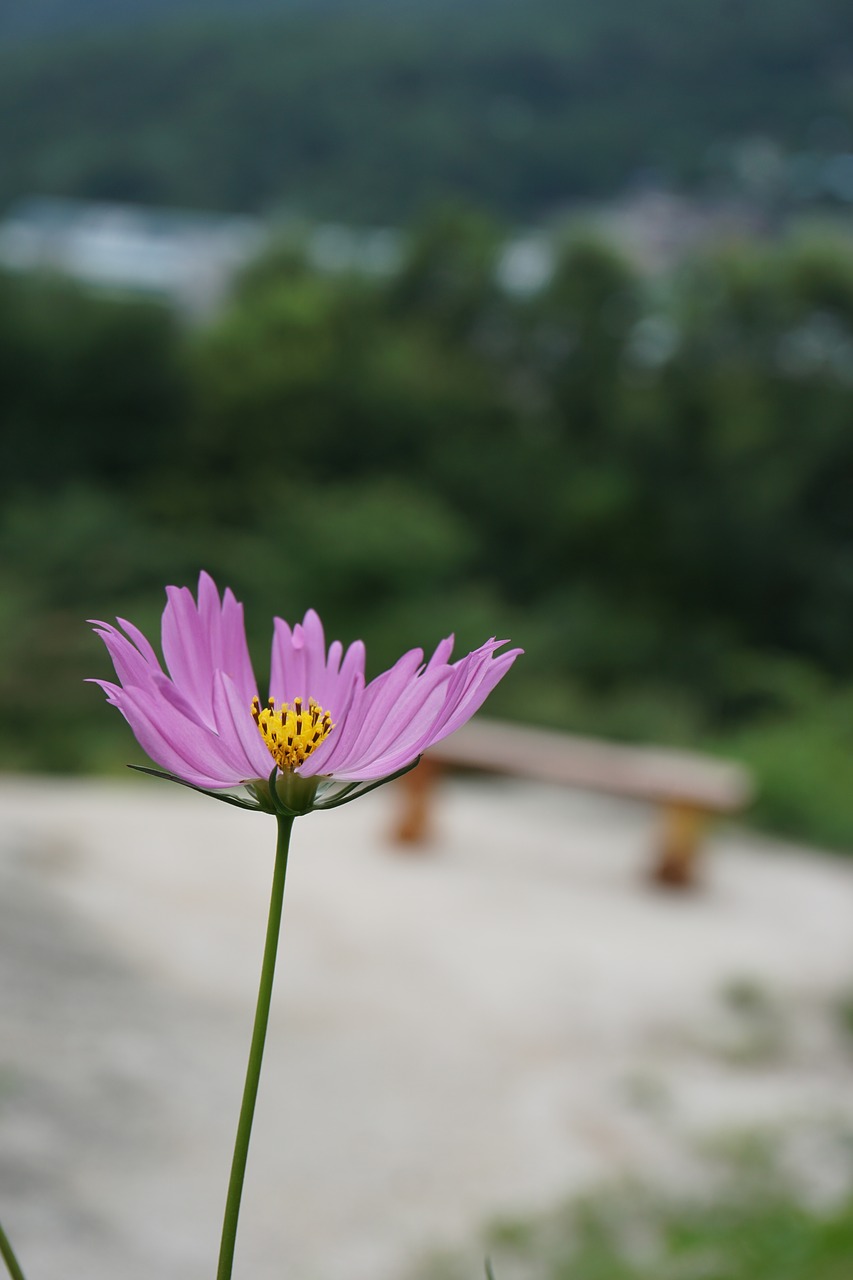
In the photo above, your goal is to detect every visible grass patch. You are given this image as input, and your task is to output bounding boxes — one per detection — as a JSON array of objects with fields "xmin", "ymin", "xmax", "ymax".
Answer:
[
  {"xmin": 481, "ymin": 1185, "xmax": 853, "ymax": 1280},
  {"xmin": 420, "ymin": 1148, "xmax": 853, "ymax": 1280}
]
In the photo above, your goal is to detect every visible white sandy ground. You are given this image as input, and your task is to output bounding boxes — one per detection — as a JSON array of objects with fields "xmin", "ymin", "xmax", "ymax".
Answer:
[{"xmin": 1, "ymin": 773, "xmax": 853, "ymax": 1280}]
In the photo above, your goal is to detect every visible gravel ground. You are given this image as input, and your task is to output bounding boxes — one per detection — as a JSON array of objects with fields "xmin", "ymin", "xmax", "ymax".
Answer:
[{"xmin": 1, "ymin": 774, "xmax": 852, "ymax": 1280}]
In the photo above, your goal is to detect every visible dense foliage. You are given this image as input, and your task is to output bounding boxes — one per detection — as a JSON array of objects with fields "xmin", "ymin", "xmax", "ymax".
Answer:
[
  {"xmin": 4, "ymin": 215, "xmax": 853, "ymax": 846},
  {"xmin": 0, "ymin": 0, "xmax": 852, "ymax": 221}
]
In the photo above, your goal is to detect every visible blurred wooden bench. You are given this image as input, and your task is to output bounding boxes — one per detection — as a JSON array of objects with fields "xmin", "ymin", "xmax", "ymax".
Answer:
[{"xmin": 391, "ymin": 718, "xmax": 754, "ymax": 887}]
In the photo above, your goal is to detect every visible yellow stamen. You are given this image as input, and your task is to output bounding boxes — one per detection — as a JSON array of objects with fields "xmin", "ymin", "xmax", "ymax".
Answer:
[{"xmin": 251, "ymin": 694, "xmax": 334, "ymax": 772}]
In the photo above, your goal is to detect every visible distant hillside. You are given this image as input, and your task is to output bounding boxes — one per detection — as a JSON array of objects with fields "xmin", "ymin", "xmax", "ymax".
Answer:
[
  {"xmin": 0, "ymin": 0, "xmax": 417, "ymax": 42},
  {"xmin": 0, "ymin": 0, "xmax": 300, "ymax": 42},
  {"xmin": 0, "ymin": 0, "xmax": 851, "ymax": 224}
]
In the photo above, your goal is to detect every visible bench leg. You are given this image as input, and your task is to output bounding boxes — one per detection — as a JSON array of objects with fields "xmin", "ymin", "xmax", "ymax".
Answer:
[
  {"xmin": 390, "ymin": 756, "xmax": 444, "ymax": 846},
  {"xmin": 653, "ymin": 802, "xmax": 707, "ymax": 888}
]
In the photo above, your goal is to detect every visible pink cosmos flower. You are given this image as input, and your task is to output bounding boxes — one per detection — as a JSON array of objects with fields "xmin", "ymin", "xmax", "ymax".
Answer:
[{"xmin": 91, "ymin": 571, "xmax": 522, "ymax": 814}]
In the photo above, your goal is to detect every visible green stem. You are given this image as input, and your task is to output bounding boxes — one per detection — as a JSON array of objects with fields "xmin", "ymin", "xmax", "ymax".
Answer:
[
  {"xmin": 216, "ymin": 813, "xmax": 295, "ymax": 1280},
  {"xmin": 0, "ymin": 1221, "xmax": 26, "ymax": 1280}
]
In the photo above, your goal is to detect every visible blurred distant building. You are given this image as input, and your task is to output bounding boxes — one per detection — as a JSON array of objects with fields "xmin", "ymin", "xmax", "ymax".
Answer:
[
  {"xmin": 305, "ymin": 222, "xmax": 403, "ymax": 276},
  {"xmin": 497, "ymin": 190, "xmax": 769, "ymax": 295},
  {"xmin": 584, "ymin": 188, "xmax": 764, "ymax": 273},
  {"xmin": 0, "ymin": 197, "xmax": 267, "ymax": 316},
  {"xmin": 0, "ymin": 189, "xmax": 785, "ymax": 318},
  {"xmin": 496, "ymin": 235, "xmax": 554, "ymax": 295}
]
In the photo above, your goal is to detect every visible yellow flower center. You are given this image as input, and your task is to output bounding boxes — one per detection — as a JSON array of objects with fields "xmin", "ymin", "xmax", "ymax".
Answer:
[{"xmin": 251, "ymin": 695, "xmax": 334, "ymax": 772}]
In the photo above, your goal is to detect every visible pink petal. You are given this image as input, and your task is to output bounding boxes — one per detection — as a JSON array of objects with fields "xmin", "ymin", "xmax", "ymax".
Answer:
[
  {"xmin": 114, "ymin": 616, "xmax": 162, "ymax": 670},
  {"xmin": 220, "ymin": 588, "xmax": 258, "ymax": 704},
  {"xmin": 426, "ymin": 641, "xmax": 523, "ymax": 744},
  {"xmin": 424, "ymin": 634, "xmax": 455, "ymax": 671},
  {"xmin": 212, "ymin": 671, "xmax": 275, "ymax": 780},
  {"xmin": 160, "ymin": 573, "xmax": 258, "ymax": 729},
  {"xmin": 308, "ymin": 638, "xmax": 522, "ymax": 781},
  {"xmin": 313, "ymin": 648, "xmax": 423, "ymax": 774},
  {"xmin": 270, "ymin": 611, "xmax": 366, "ymax": 715},
  {"xmin": 327, "ymin": 678, "xmax": 450, "ymax": 780},
  {"xmin": 102, "ymin": 683, "xmax": 245, "ymax": 787},
  {"xmin": 161, "ymin": 582, "xmax": 216, "ymax": 723},
  {"xmin": 89, "ymin": 621, "xmax": 161, "ymax": 689}
]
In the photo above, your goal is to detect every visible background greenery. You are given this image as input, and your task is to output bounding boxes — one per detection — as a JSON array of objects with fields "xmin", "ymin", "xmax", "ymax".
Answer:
[
  {"xmin": 0, "ymin": 0, "xmax": 852, "ymax": 221},
  {"xmin": 4, "ymin": 213, "xmax": 853, "ymax": 848},
  {"xmin": 3, "ymin": 0, "xmax": 853, "ymax": 849}
]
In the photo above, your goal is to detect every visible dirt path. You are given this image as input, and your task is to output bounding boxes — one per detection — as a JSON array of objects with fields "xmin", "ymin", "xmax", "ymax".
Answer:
[{"xmin": 1, "ymin": 775, "xmax": 852, "ymax": 1280}]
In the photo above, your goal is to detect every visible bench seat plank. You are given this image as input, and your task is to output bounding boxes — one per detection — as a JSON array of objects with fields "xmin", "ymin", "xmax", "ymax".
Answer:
[
  {"xmin": 391, "ymin": 719, "xmax": 755, "ymax": 888},
  {"xmin": 426, "ymin": 719, "xmax": 753, "ymax": 812}
]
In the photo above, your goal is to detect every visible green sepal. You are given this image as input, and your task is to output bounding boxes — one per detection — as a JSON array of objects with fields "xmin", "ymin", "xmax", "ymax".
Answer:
[
  {"xmin": 249, "ymin": 767, "xmax": 318, "ymax": 818},
  {"xmin": 127, "ymin": 755, "xmax": 422, "ymax": 817},
  {"xmin": 311, "ymin": 756, "xmax": 421, "ymax": 810},
  {"xmin": 127, "ymin": 765, "xmax": 265, "ymax": 812}
]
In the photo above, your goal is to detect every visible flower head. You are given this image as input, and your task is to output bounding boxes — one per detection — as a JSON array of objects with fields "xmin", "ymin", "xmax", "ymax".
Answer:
[{"xmin": 91, "ymin": 572, "xmax": 522, "ymax": 814}]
